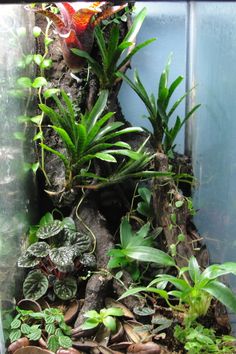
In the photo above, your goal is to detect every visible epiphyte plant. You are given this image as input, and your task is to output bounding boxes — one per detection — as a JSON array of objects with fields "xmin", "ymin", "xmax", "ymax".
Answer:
[
  {"xmin": 81, "ymin": 307, "xmax": 124, "ymax": 332},
  {"xmin": 117, "ymin": 55, "xmax": 200, "ymax": 155},
  {"xmin": 72, "ymin": 7, "xmax": 156, "ymax": 89},
  {"xmin": 39, "ymin": 89, "xmax": 146, "ymax": 187},
  {"xmin": 33, "ymin": 2, "xmax": 128, "ymax": 72}
]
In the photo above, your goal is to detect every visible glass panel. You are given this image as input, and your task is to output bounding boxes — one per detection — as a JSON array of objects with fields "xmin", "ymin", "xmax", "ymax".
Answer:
[
  {"xmin": 119, "ymin": 1, "xmax": 187, "ymax": 153},
  {"xmin": 0, "ymin": 5, "xmax": 35, "ymax": 351},
  {"xmin": 191, "ymin": 2, "xmax": 236, "ymax": 327}
]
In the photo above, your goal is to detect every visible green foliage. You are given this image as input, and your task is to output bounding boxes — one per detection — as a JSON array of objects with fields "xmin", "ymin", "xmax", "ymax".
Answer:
[
  {"xmin": 137, "ymin": 186, "xmax": 153, "ymax": 218},
  {"xmin": 9, "ymin": 307, "xmax": 72, "ymax": 352},
  {"xmin": 174, "ymin": 323, "xmax": 236, "ymax": 353},
  {"xmin": 39, "ymin": 89, "xmax": 146, "ymax": 186},
  {"xmin": 72, "ymin": 8, "xmax": 155, "ymax": 89},
  {"xmin": 81, "ymin": 307, "xmax": 124, "ymax": 332},
  {"xmin": 120, "ymin": 256, "xmax": 236, "ymax": 326},
  {"xmin": 108, "ymin": 217, "xmax": 175, "ymax": 280},
  {"xmin": 18, "ymin": 213, "xmax": 93, "ymax": 300},
  {"xmin": 117, "ymin": 56, "xmax": 200, "ymax": 154}
]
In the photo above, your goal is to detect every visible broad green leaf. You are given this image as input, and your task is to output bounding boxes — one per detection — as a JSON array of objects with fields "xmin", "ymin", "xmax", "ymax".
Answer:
[
  {"xmin": 27, "ymin": 328, "xmax": 41, "ymax": 341},
  {"xmin": 202, "ymin": 280, "xmax": 236, "ymax": 314},
  {"xmin": 58, "ymin": 335, "xmax": 72, "ymax": 349},
  {"xmin": 17, "ymin": 77, "xmax": 32, "ymax": 88},
  {"xmin": 103, "ymin": 315, "xmax": 116, "ymax": 332},
  {"xmin": 32, "ymin": 77, "xmax": 47, "ymax": 88},
  {"xmin": 21, "ymin": 323, "xmax": 31, "ymax": 335},
  {"xmin": 201, "ymin": 262, "xmax": 236, "ymax": 280},
  {"xmin": 123, "ymin": 246, "xmax": 175, "ymax": 266},
  {"xmin": 48, "ymin": 335, "xmax": 60, "ymax": 352},
  {"xmin": 53, "ymin": 276, "xmax": 77, "ymax": 300},
  {"xmin": 43, "ymin": 88, "xmax": 60, "ymax": 99},
  {"xmin": 33, "ymin": 54, "xmax": 43, "ymax": 65},
  {"xmin": 119, "ymin": 286, "xmax": 168, "ymax": 301},
  {"xmin": 10, "ymin": 319, "xmax": 21, "ymax": 329},
  {"xmin": 103, "ymin": 308, "xmax": 123, "ymax": 317},
  {"xmin": 40, "ymin": 212, "xmax": 53, "ymax": 225},
  {"xmin": 84, "ymin": 310, "xmax": 100, "ymax": 319},
  {"xmin": 150, "ymin": 274, "xmax": 189, "ymax": 292},
  {"xmin": 120, "ymin": 217, "xmax": 133, "ymax": 248},
  {"xmin": 23, "ymin": 271, "xmax": 48, "ymax": 300},
  {"xmin": 45, "ymin": 323, "xmax": 56, "ymax": 335},
  {"xmin": 188, "ymin": 256, "xmax": 201, "ymax": 283},
  {"xmin": 40, "ymin": 58, "xmax": 52, "ymax": 69},
  {"xmin": 80, "ymin": 318, "xmax": 99, "ymax": 330},
  {"xmin": 9, "ymin": 329, "xmax": 21, "ymax": 343}
]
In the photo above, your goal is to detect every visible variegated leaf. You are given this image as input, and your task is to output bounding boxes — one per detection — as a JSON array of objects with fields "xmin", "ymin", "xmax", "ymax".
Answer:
[
  {"xmin": 27, "ymin": 241, "xmax": 50, "ymax": 257},
  {"xmin": 36, "ymin": 220, "xmax": 63, "ymax": 239},
  {"xmin": 80, "ymin": 253, "xmax": 97, "ymax": 269},
  {"xmin": 49, "ymin": 246, "xmax": 74, "ymax": 267},
  {"xmin": 53, "ymin": 277, "xmax": 77, "ymax": 300},
  {"xmin": 18, "ymin": 253, "xmax": 40, "ymax": 268}
]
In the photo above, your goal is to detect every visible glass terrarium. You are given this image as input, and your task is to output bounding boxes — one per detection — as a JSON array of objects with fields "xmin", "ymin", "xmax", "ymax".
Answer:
[{"xmin": 1, "ymin": 2, "xmax": 236, "ymax": 354}]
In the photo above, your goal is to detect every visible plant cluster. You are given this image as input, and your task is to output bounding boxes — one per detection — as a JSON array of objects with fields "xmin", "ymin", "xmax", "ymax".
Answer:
[
  {"xmin": 9, "ymin": 307, "xmax": 72, "ymax": 352},
  {"xmin": 108, "ymin": 217, "xmax": 174, "ymax": 280},
  {"xmin": 120, "ymin": 256, "xmax": 236, "ymax": 326},
  {"xmin": 117, "ymin": 56, "xmax": 200, "ymax": 155},
  {"xmin": 174, "ymin": 323, "xmax": 236, "ymax": 354},
  {"xmin": 81, "ymin": 307, "xmax": 124, "ymax": 332},
  {"xmin": 18, "ymin": 212, "xmax": 94, "ymax": 301}
]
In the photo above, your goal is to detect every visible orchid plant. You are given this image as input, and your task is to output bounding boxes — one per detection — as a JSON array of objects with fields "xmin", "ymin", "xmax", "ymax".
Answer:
[{"xmin": 34, "ymin": 2, "xmax": 127, "ymax": 72}]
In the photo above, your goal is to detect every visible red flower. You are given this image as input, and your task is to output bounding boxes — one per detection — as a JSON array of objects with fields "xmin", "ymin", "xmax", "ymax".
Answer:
[{"xmin": 36, "ymin": 2, "xmax": 127, "ymax": 72}]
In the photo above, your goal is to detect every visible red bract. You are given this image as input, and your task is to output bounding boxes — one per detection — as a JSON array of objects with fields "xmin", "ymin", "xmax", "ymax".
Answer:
[{"xmin": 35, "ymin": 2, "xmax": 127, "ymax": 72}]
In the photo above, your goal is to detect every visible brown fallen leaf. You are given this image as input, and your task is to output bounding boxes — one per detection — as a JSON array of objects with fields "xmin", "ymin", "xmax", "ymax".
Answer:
[
  {"xmin": 123, "ymin": 320, "xmax": 151, "ymax": 343},
  {"xmin": 56, "ymin": 349, "xmax": 82, "ymax": 354},
  {"xmin": 127, "ymin": 342, "xmax": 161, "ymax": 354},
  {"xmin": 105, "ymin": 298, "xmax": 135, "ymax": 319},
  {"xmin": 64, "ymin": 300, "xmax": 80, "ymax": 324},
  {"xmin": 8, "ymin": 337, "xmax": 30, "ymax": 354},
  {"xmin": 14, "ymin": 346, "xmax": 54, "ymax": 354}
]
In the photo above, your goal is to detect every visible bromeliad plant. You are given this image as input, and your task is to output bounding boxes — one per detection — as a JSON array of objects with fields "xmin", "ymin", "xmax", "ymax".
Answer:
[
  {"xmin": 39, "ymin": 89, "xmax": 145, "ymax": 187},
  {"xmin": 18, "ymin": 212, "xmax": 94, "ymax": 301},
  {"xmin": 72, "ymin": 7, "xmax": 156, "ymax": 89},
  {"xmin": 108, "ymin": 217, "xmax": 175, "ymax": 280},
  {"xmin": 81, "ymin": 307, "xmax": 124, "ymax": 332},
  {"xmin": 119, "ymin": 256, "xmax": 236, "ymax": 326},
  {"xmin": 33, "ymin": 2, "xmax": 128, "ymax": 72},
  {"xmin": 9, "ymin": 306, "xmax": 72, "ymax": 352},
  {"xmin": 117, "ymin": 56, "xmax": 200, "ymax": 155}
]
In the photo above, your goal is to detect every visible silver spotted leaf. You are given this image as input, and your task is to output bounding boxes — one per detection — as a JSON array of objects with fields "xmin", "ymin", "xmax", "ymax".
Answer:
[
  {"xmin": 27, "ymin": 241, "xmax": 50, "ymax": 257},
  {"xmin": 49, "ymin": 246, "xmax": 74, "ymax": 268},
  {"xmin": 53, "ymin": 276, "xmax": 77, "ymax": 300},
  {"xmin": 57, "ymin": 262, "xmax": 74, "ymax": 273},
  {"xmin": 72, "ymin": 233, "xmax": 92, "ymax": 256},
  {"xmin": 36, "ymin": 220, "xmax": 63, "ymax": 239},
  {"xmin": 23, "ymin": 271, "xmax": 48, "ymax": 300},
  {"xmin": 63, "ymin": 216, "xmax": 77, "ymax": 244},
  {"xmin": 18, "ymin": 253, "xmax": 40, "ymax": 268},
  {"xmin": 80, "ymin": 253, "xmax": 97, "ymax": 269}
]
